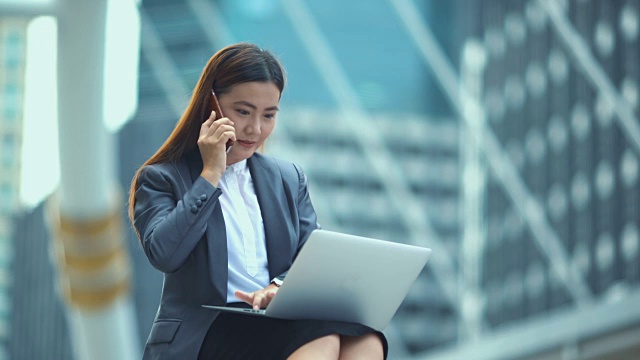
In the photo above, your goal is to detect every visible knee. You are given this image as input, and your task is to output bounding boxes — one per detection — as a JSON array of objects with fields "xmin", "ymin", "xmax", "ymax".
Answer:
[
  {"xmin": 340, "ymin": 334, "xmax": 384, "ymax": 359},
  {"xmin": 317, "ymin": 334, "xmax": 341, "ymax": 353},
  {"xmin": 288, "ymin": 334, "xmax": 340, "ymax": 359}
]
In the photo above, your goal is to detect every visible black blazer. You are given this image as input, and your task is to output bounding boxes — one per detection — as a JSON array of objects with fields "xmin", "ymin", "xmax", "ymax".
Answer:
[{"xmin": 134, "ymin": 151, "xmax": 318, "ymax": 359}]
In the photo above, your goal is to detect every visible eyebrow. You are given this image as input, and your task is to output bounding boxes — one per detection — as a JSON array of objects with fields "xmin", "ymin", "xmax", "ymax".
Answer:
[{"xmin": 233, "ymin": 100, "xmax": 279, "ymax": 112}]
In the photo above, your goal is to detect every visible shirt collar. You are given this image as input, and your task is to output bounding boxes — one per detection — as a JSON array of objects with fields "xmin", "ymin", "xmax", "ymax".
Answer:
[{"xmin": 226, "ymin": 159, "xmax": 248, "ymax": 175}]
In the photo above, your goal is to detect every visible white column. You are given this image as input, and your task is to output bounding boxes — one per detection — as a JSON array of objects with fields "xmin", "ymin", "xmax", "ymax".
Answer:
[{"xmin": 54, "ymin": 0, "xmax": 139, "ymax": 359}]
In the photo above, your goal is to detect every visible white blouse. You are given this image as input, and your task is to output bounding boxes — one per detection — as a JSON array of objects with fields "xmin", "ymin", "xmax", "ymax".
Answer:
[{"xmin": 217, "ymin": 159, "xmax": 270, "ymax": 302}]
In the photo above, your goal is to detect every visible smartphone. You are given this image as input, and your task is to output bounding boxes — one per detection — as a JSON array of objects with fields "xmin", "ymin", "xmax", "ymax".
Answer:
[{"xmin": 211, "ymin": 89, "xmax": 233, "ymax": 153}]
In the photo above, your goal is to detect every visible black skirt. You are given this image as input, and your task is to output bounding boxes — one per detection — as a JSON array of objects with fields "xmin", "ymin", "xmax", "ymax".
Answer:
[{"xmin": 198, "ymin": 303, "xmax": 388, "ymax": 359}]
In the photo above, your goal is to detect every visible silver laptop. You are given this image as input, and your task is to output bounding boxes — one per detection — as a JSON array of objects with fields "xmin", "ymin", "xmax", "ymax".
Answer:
[{"xmin": 202, "ymin": 229, "xmax": 431, "ymax": 331}]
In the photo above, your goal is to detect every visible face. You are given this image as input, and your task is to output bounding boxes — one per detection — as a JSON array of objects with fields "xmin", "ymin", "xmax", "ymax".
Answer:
[{"xmin": 217, "ymin": 81, "xmax": 281, "ymax": 165}]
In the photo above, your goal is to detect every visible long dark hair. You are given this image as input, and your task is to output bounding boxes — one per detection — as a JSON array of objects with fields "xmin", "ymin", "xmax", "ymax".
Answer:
[{"xmin": 128, "ymin": 43, "xmax": 286, "ymax": 235}]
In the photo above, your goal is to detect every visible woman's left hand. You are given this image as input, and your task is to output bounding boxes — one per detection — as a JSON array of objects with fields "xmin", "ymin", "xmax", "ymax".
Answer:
[{"xmin": 235, "ymin": 284, "xmax": 279, "ymax": 310}]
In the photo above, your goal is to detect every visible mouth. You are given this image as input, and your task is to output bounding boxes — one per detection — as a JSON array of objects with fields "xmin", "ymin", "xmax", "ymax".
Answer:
[{"xmin": 236, "ymin": 140, "xmax": 256, "ymax": 148}]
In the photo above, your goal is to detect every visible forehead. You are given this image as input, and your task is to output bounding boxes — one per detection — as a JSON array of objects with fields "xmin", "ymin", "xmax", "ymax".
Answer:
[{"xmin": 224, "ymin": 81, "xmax": 281, "ymax": 103}]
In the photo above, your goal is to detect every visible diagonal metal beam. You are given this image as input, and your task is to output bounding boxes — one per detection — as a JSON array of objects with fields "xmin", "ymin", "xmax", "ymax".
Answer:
[
  {"xmin": 281, "ymin": 0, "xmax": 462, "ymax": 314},
  {"xmin": 388, "ymin": 0, "xmax": 593, "ymax": 307},
  {"xmin": 185, "ymin": 0, "xmax": 234, "ymax": 48},
  {"xmin": 539, "ymin": 0, "xmax": 640, "ymax": 156},
  {"xmin": 137, "ymin": 7, "xmax": 189, "ymax": 117}
]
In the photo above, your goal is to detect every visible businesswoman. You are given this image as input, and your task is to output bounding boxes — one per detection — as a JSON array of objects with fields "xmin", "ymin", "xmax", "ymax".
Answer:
[{"xmin": 129, "ymin": 43, "xmax": 387, "ymax": 359}]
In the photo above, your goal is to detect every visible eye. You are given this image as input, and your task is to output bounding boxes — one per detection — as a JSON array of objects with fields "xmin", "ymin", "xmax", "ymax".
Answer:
[
  {"xmin": 236, "ymin": 109, "xmax": 250, "ymax": 116},
  {"xmin": 264, "ymin": 113, "xmax": 276, "ymax": 119}
]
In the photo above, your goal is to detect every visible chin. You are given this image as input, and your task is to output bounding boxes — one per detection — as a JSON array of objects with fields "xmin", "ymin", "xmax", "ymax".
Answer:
[{"xmin": 229, "ymin": 150, "xmax": 254, "ymax": 164}]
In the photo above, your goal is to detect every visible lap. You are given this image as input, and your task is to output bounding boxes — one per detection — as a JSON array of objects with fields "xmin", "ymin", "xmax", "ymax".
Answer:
[{"xmin": 198, "ymin": 303, "xmax": 388, "ymax": 360}]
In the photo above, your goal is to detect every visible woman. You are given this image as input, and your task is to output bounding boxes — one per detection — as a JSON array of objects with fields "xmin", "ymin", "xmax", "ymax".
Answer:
[{"xmin": 129, "ymin": 43, "xmax": 387, "ymax": 359}]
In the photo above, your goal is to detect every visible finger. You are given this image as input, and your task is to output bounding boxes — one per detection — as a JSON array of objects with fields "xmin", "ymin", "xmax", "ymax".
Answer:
[
  {"xmin": 203, "ymin": 130, "xmax": 235, "ymax": 151},
  {"xmin": 211, "ymin": 124, "xmax": 235, "ymax": 138},
  {"xmin": 206, "ymin": 118, "xmax": 234, "ymax": 137},
  {"xmin": 253, "ymin": 292, "xmax": 265, "ymax": 310},
  {"xmin": 200, "ymin": 115, "xmax": 215, "ymax": 137},
  {"xmin": 208, "ymin": 122, "xmax": 236, "ymax": 143},
  {"xmin": 201, "ymin": 124, "xmax": 234, "ymax": 144},
  {"xmin": 260, "ymin": 291, "xmax": 276, "ymax": 308},
  {"xmin": 213, "ymin": 116, "xmax": 233, "ymax": 126},
  {"xmin": 202, "ymin": 111, "xmax": 216, "ymax": 128},
  {"xmin": 234, "ymin": 290, "xmax": 253, "ymax": 304},
  {"xmin": 217, "ymin": 130, "xmax": 236, "ymax": 146}
]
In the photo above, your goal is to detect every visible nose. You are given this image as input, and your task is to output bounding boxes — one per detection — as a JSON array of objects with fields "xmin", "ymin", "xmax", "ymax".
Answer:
[{"xmin": 244, "ymin": 114, "xmax": 261, "ymax": 135}]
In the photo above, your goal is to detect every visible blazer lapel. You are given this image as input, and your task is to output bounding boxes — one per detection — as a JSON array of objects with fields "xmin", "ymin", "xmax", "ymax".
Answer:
[
  {"xmin": 248, "ymin": 154, "xmax": 292, "ymax": 279},
  {"xmin": 186, "ymin": 150, "xmax": 228, "ymax": 300}
]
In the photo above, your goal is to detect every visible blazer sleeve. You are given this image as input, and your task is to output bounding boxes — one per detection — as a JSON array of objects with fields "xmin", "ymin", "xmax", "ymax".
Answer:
[
  {"xmin": 133, "ymin": 165, "xmax": 222, "ymax": 273},
  {"xmin": 294, "ymin": 163, "xmax": 319, "ymax": 251},
  {"xmin": 275, "ymin": 163, "xmax": 319, "ymax": 281}
]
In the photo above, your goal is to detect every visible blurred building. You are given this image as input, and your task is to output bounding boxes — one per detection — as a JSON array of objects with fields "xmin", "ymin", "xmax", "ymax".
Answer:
[
  {"xmin": 2, "ymin": 0, "xmax": 640, "ymax": 359},
  {"xmin": 0, "ymin": 17, "xmax": 27, "ymax": 360},
  {"xmin": 430, "ymin": 0, "xmax": 640, "ymax": 359}
]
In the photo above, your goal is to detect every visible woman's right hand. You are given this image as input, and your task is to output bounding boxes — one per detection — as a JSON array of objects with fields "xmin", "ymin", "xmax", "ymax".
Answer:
[{"xmin": 198, "ymin": 111, "xmax": 236, "ymax": 186}]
